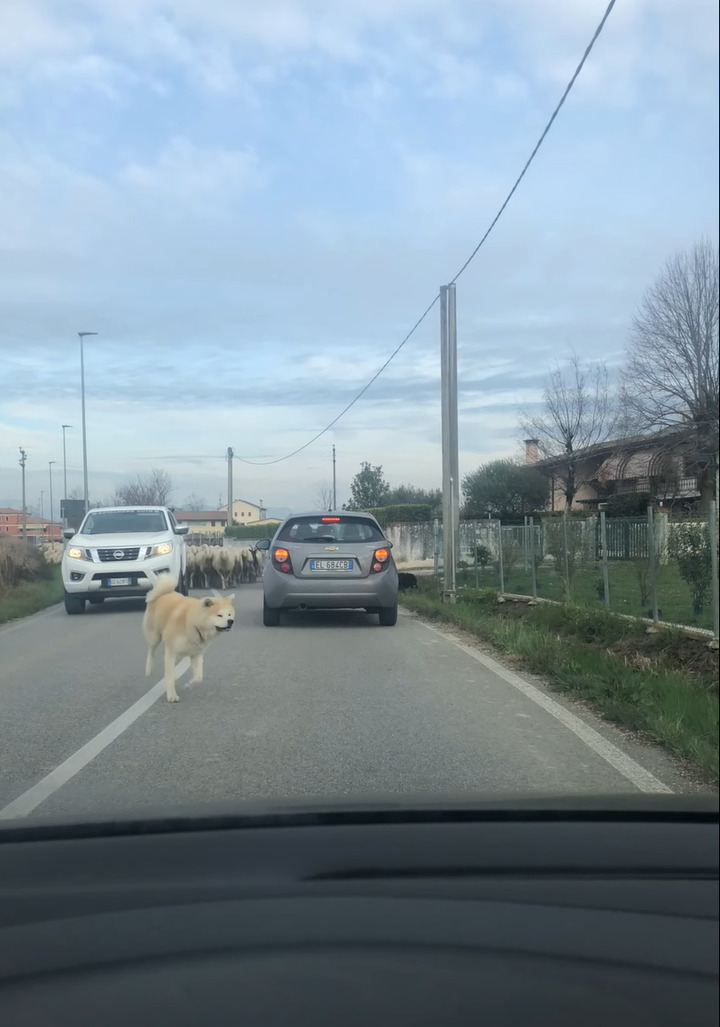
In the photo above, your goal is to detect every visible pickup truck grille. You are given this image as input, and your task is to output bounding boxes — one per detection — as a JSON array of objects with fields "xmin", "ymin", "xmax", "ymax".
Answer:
[{"xmin": 97, "ymin": 547, "xmax": 141, "ymax": 562}]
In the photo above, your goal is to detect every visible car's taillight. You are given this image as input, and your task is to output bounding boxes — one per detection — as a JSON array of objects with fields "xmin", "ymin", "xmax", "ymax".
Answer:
[
  {"xmin": 272, "ymin": 548, "xmax": 292, "ymax": 573},
  {"xmin": 371, "ymin": 547, "xmax": 390, "ymax": 573}
]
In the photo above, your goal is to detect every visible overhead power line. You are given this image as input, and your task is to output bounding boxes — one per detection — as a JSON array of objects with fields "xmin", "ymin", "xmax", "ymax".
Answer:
[{"xmin": 234, "ymin": 0, "xmax": 618, "ymax": 468}]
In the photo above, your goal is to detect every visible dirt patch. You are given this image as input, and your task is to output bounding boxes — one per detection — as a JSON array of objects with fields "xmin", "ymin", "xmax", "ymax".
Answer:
[
  {"xmin": 607, "ymin": 634, "xmax": 719, "ymax": 686},
  {"xmin": 495, "ymin": 598, "xmax": 719, "ymax": 685}
]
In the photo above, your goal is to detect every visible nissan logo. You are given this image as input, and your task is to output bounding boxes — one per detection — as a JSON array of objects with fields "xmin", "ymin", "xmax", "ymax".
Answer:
[{"xmin": 113, "ymin": 550, "xmax": 124, "ymax": 559}]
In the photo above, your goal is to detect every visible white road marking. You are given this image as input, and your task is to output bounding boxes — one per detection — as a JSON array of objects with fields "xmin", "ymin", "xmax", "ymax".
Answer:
[
  {"xmin": 0, "ymin": 659, "xmax": 191, "ymax": 820},
  {"xmin": 418, "ymin": 620, "xmax": 673, "ymax": 795}
]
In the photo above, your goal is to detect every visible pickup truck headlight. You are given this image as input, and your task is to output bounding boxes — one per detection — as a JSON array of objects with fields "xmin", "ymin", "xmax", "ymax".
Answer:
[
  {"xmin": 148, "ymin": 542, "xmax": 173, "ymax": 558},
  {"xmin": 67, "ymin": 547, "xmax": 88, "ymax": 560}
]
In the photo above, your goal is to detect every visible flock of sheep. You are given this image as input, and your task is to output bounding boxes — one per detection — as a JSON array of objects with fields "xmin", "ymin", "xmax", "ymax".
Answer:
[
  {"xmin": 38, "ymin": 540, "xmax": 265, "ymax": 592},
  {"xmin": 185, "ymin": 544, "xmax": 265, "ymax": 590}
]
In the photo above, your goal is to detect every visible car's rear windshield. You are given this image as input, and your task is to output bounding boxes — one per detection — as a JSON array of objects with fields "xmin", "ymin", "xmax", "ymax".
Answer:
[
  {"xmin": 277, "ymin": 516, "xmax": 384, "ymax": 543},
  {"xmin": 80, "ymin": 511, "xmax": 168, "ymax": 535}
]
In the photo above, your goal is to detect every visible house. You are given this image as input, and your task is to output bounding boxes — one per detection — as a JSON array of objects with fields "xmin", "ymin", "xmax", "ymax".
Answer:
[
  {"xmin": 524, "ymin": 433, "xmax": 704, "ymax": 511},
  {"xmin": 220, "ymin": 499, "xmax": 266, "ymax": 525},
  {"xmin": 173, "ymin": 510, "xmax": 228, "ymax": 536},
  {"xmin": 0, "ymin": 508, "xmax": 63, "ymax": 541}
]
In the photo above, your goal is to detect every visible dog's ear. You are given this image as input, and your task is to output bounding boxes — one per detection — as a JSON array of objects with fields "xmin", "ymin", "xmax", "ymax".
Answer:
[
  {"xmin": 203, "ymin": 596, "xmax": 214, "ymax": 607},
  {"xmin": 227, "ymin": 594, "xmax": 235, "ymax": 601}
]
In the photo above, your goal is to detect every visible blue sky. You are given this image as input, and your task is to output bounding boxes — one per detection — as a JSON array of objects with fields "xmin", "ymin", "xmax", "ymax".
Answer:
[{"xmin": 1, "ymin": 0, "xmax": 717, "ymax": 515}]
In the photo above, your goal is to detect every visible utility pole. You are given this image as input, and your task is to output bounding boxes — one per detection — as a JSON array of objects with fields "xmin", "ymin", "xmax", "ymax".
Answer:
[
  {"xmin": 78, "ymin": 332, "xmax": 98, "ymax": 513},
  {"xmin": 332, "ymin": 445, "xmax": 337, "ymax": 510},
  {"xmin": 19, "ymin": 447, "xmax": 27, "ymax": 540},
  {"xmin": 40, "ymin": 491, "xmax": 45, "ymax": 521},
  {"xmin": 49, "ymin": 461, "xmax": 56, "ymax": 527},
  {"xmin": 440, "ymin": 283, "xmax": 460, "ymax": 601},
  {"xmin": 61, "ymin": 424, "xmax": 72, "ymax": 510},
  {"xmin": 226, "ymin": 447, "xmax": 234, "ymax": 528}
]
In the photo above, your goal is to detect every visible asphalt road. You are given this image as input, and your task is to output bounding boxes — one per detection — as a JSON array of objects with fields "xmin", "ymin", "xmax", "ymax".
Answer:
[{"xmin": 0, "ymin": 585, "xmax": 702, "ymax": 821}]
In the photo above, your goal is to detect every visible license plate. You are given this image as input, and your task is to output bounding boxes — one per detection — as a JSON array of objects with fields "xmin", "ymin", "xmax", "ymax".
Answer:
[
  {"xmin": 309, "ymin": 559, "xmax": 353, "ymax": 572},
  {"xmin": 106, "ymin": 577, "xmax": 132, "ymax": 587}
]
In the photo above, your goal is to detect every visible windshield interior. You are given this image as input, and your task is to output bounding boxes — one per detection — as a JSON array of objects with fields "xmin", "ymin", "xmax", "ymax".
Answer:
[
  {"xmin": 0, "ymin": 0, "xmax": 716, "ymax": 830},
  {"xmin": 81, "ymin": 512, "xmax": 168, "ymax": 535}
]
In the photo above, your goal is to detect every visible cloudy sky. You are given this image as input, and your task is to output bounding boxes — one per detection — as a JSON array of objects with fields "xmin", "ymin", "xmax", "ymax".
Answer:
[{"xmin": 1, "ymin": 0, "xmax": 717, "ymax": 516}]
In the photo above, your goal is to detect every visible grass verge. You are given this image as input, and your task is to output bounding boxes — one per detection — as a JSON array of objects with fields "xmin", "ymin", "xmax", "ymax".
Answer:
[
  {"xmin": 454, "ymin": 561, "xmax": 715, "ymax": 632},
  {"xmin": 401, "ymin": 583, "xmax": 719, "ymax": 782},
  {"xmin": 0, "ymin": 567, "xmax": 64, "ymax": 626}
]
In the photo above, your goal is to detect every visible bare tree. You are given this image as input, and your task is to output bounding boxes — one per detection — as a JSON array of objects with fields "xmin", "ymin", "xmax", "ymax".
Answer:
[
  {"xmin": 520, "ymin": 351, "xmax": 617, "ymax": 509},
  {"xmin": 621, "ymin": 239, "xmax": 719, "ymax": 507},
  {"xmin": 314, "ymin": 482, "xmax": 334, "ymax": 511},
  {"xmin": 183, "ymin": 492, "xmax": 207, "ymax": 511},
  {"xmin": 113, "ymin": 468, "xmax": 174, "ymax": 506}
]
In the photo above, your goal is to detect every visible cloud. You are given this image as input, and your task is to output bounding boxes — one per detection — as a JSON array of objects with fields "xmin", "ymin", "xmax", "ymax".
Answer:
[
  {"xmin": 0, "ymin": 0, "xmax": 717, "ymax": 512},
  {"xmin": 120, "ymin": 136, "xmax": 260, "ymax": 202},
  {"xmin": 1, "ymin": 0, "xmax": 715, "ymax": 106}
]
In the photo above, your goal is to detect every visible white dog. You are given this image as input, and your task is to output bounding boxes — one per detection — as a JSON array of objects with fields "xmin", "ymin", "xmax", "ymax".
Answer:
[{"xmin": 143, "ymin": 576, "xmax": 235, "ymax": 703}]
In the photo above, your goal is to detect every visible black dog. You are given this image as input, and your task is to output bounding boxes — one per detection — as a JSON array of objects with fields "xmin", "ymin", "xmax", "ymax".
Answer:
[{"xmin": 398, "ymin": 572, "xmax": 418, "ymax": 591}]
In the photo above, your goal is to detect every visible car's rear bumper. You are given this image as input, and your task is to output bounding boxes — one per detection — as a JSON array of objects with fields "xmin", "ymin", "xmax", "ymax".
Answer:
[{"xmin": 264, "ymin": 568, "xmax": 398, "ymax": 610}]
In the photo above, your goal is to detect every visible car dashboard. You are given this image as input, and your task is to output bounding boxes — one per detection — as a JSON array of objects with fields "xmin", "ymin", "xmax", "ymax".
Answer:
[{"xmin": 0, "ymin": 796, "xmax": 717, "ymax": 1026}]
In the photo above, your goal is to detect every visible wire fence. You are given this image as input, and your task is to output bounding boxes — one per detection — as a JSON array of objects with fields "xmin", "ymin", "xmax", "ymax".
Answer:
[{"xmin": 406, "ymin": 506, "xmax": 719, "ymax": 637}]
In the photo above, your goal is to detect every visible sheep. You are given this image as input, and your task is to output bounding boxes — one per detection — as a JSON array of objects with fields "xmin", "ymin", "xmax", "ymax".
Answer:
[
  {"xmin": 182, "ymin": 541, "xmax": 263, "ymax": 591},
  {"xmin": 211, "ymin": 546, "xmax": 236, "ymax": 591}
]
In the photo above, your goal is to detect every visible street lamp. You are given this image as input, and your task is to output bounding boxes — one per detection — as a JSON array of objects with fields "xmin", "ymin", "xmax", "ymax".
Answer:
[
  {"xmin": 19, "ymin": 447, "xmax": 27, "ymax": 540},
  {"xmin": 78, "ymin": 332, "xmax": 98, "ymax": 512},
  {"xmin": 61, "ymin": 424, "xmax": 73, "ymax": 506},
  {"xmin": 49, "ymin": 461, "xmax": 56, "ymax": 526}
]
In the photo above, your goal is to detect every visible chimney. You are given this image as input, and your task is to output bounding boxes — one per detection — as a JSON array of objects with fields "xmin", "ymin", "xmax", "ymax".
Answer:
[{"xmin": 524, "ymin": 439, "xmax": 539, "ymax": 465}]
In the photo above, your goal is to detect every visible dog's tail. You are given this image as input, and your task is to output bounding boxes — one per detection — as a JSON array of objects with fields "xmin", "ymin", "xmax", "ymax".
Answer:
[{"xmin": 145, "ymin": 575, "xmax": 178, "ymax": 604}]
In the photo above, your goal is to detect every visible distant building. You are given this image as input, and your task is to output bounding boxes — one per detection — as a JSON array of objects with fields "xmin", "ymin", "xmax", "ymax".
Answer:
[
  {"xmin": 0, "ymin": 508, "xmax": 63, "ymax": 541},
  {"xmin": 173, "ymin": 510, "xmax": 229, "ymax": 536},
  {"xmin": 220, "ymin": 499, "xmax": 266, "ymax": 524},
  {"xmin": 524, "ymin": 433, "xmax": 704, "ymax": 511}
]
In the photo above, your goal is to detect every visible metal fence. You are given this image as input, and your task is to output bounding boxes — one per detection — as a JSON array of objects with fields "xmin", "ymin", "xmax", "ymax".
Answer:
[{"xmin": 424, "ymin": 505, "xmax": 719, "ymax": 638}]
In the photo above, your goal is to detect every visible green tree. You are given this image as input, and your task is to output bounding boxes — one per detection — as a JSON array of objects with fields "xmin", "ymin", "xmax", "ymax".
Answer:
[
  {"xmin": 462, "ymin": 459, "xmax": 548, "ymax": 520},
  {"xmin": 386, "ymin": 483, "xmax": 442, "ymax": 510},
  {"xmin": 347, "ymin": 462, "xmax": 390, "ymax": 510}
]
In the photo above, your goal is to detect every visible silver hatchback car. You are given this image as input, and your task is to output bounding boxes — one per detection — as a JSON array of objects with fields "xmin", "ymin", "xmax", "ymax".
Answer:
[{"xmin": 256, "ymin": 512, "xmax": 399, "ymax": 626}]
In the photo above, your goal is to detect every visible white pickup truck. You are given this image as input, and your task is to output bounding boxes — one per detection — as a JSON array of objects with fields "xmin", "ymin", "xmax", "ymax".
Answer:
[{"xmin": 61, "ymin": 506, "xmax": 188, "ymax": 615}]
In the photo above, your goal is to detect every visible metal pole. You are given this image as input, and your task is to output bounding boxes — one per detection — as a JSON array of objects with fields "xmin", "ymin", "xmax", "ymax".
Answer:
[
  {"xmin": 474, "ymin": 521, "xmax": 479, "ymax": 588},
  {"xmin": 78, "ymin": 332, "xmax": 97, "ymax": 513},
  {"xmin": 61, "ymin": 424, "xmax": 71, "ymax": 521},
  {"xmin": 48, "ymin": 461, "xmax": 55, "ymax": 528},
  {"xmin": 529, "ymin": 515, "xmax": 537, "ymax": 598},
  {"xmin": 647, "ymin": 504, "xmax": 659, "ymax": 624},
  {"xmin": 709, "ymin": 500, "xmax": 719, "ymax": 640},
  {"xmin": 440, "ymin": 285, "xmax": 452, "ymax": 599},
  {"xmin": 332, "ymin": 445, "xmax": 337, "ymax": 511},
  {"xmin": 447, "ymin": 283, "xmax": 460, "ymax": 573},
  {"xmin": 497, "ymin": 519, "xmax": 505, "ymax": 594},
  {"xmin": 440, "ymin": 284, "xmax": 459, "ymax": 601},
  {"xmin": 227, "ymin": 447, "xmax": 234, "ymax": 529},
  {"xmin": 449, "ymin": 476, "xmax": 456, "ymax": 597},
  {"xmin": 433, "ymin": 518, "xmax": 439, "ymax": 578},
  {"xmin": 523, "ymin": 515, "xmax": 529, "ymax": 571},
  {"xmin": 562, "ymin": 511, "xmax": 571, "ymax": 601},
  {"xmin": 600, "ymin": 508, "xmax": 610, "ymax": 606},
  {"xmin": 40, "ymin": 491, "xmax": 44, "ymax": 521},
  {"xmin": 19, "ymin": 447, "xmax": 27, "ymax": 540}
]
